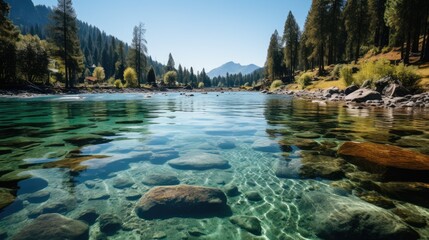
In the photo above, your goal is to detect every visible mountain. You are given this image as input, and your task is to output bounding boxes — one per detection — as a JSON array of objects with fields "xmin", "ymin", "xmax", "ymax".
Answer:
[{"xmin": 207, "ymin": 62, "xmax": 261, "ymax": 78}]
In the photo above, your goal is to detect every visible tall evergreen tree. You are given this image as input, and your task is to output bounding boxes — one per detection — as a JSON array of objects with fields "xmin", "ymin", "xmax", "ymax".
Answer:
[
  {"xmin": 128, "ymin": 23, "xmax": 147, "ymax": 86},
  {"xmin": 327, "ymin": 0, "xmax": 344, "ymax": 64},
  {"xmin": 344, "ymin": 0, "xmax": 369, "ymax": 63},
  {"xmin": 369, "ymin": 0, "xmax": 389, "ymax": 48},
  {"xmin": 283, "ymin": 11, "xmax": 300, "ymax": 81},
  {"xmin": 147, "ymin": 67, "xmax": 156, "ymax": 86},
  {"xmin": 0, "ymin": 0, "xmax": 19, "ymax": 84},
  {"xmin": 265, "ymin": 30, "xmax": 283, "ymax": 81},
  {"xmin": 166, "ymin": 53, "xmax": 175, "ymax": 71},
  {"xmin": 306, "ymin": 0, "xmax": 330, "ymax": 74},
  {"xmin": 48, "ymin": 0, "xmax": 83, "ymax": 88}
]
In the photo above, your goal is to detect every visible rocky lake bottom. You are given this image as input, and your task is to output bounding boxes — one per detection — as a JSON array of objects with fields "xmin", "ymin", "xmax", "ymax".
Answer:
[{"xmin": 0, "ymin": 92, "xmax": 428, "ymax": 240}]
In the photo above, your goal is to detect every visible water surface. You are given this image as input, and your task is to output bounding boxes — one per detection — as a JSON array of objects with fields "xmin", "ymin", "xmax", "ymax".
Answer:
[{"xmin": 0, "ymin": 92, "xmax": 428, "ymax": 239}]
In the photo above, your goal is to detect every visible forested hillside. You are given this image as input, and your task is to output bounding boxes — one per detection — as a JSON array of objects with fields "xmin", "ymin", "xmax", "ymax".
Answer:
[{"xmin": 265, "ymin": 0, "xmax": 429, "ymax": 83}]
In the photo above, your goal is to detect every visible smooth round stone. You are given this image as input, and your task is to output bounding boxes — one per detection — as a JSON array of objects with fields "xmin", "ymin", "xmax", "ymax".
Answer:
[
  {"xmin": 245, "ymin": 191, "xmax": 263, "ymax": 202},
  {"xmin": 168, "ymin": 153, "xmax": 230, "ymax": 170},
  {"xmin": 294, "ymin": 132, "xmax": 321, "ymax": 139},
  {"xmin": 0, "ymin": 188, "xmax": 15, "ymax": 210},
  {"xmin": 230, "ymin": 215, "xmax": 262, "ymax": 236},
  {"xmin": 142, "ymin": 174, "xmax": 180, "ymax": 186},
  {"xmin": 152, "ymin": 231, "xmax": 167, "ymax": 239},
  {"xmin": 77, "ymin": 209, "xmax": 99, "ymax": 225},
  {"xmin": 112, "ymin": 178, "xmax": 134, "ymax": 189},
  {"xmin": 25, "ymin": 190, "xmax": 50, "ymax": 203},
  {"xmin": 218, "ymin": 140, "xmax": 236, "ymax": 149},
  {"xmin": 99, "ymin": 214, "xmax": 122, "ymax": 235},
  {"xmin": 13, "ymin": 213, "xmax": 89, "ymax": 240},
  {"xmin": 224, "ymin": 184, "xmax": 240, "ymax": 197}
]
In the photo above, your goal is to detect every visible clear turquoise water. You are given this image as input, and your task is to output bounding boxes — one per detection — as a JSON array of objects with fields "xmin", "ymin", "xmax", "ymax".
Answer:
[{"xmin": 0, "ymin": 92, "xmax": 428, "ymax": 239}]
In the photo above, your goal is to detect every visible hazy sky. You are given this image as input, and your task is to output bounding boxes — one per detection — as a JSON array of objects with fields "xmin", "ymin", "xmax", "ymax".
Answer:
[{"xmin": 32, "ymin": 0, "xmax": 311, "ymax": 72}]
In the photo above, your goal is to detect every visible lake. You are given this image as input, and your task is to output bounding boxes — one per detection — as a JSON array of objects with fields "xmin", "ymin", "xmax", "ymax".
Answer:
[{"xmin": 0, "ymin": 92, "xmax": 428, "ymax": 239}]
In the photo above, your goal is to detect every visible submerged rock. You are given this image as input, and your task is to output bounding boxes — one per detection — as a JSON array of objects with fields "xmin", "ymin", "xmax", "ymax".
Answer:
[
  {"xmin": 306, "ymin": 193, "xmax": 419, "ymax": 240},
  {"xmin": 142, "ymin": 174, "xmax": 180, "ymax": 186},
  {"xmin": 0, "ymin": 188, "xmax": 15, "ymax": 210},
  {"xmin": 135, "ymin": 185, "xmax": 229, "ymax": 219},
  {"xmin": 12, "ymin": 213, "xmax": 89, "ymax": 240},
  {"xmin": 218, "ymin": 140, "xmax": 236, "ymax": 149},
  {"xmin": 112, "ymin": 177, "xmax": 134, "ymax": 189},
  {"xmin": 251, "ymin": 139, "xmax": 280, "ymax": 152},
  {"xmin": 376, "ymin": 182, "xmax": 429, "ymax": 208},
  {"xmin": 316, "ymin": 204, "xmax": 419, "ymax": 240},
  {"xmin": 245, "ymin": 191, "xmax": 263, "ymax": 202},
  {"xmin": 224, "ymin": 184, "xmax": 240, "ymax": 197},
  {"xmin": 168, "ymin": 153, "xmax": 230, "ymax": 170},
  {"xmin": 99, "ymin": 214, "xmax": 122, "ymax": 235},
  {"xmin": 77, "ymin": 209, "xmax": 99, "ymax": 225},
  {"xmin": 338, "ymin": 142, "xmax": 429, "ymax": 182},
  {"xmin": 230, "ymin": 216, "xmax": 262, "ymax": 236},
  {"xmin": 25, "ymin": 190, "xmax": 50, "ymax": 203}
]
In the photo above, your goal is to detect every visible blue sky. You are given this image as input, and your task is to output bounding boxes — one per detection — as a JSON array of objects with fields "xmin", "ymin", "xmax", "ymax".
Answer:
[{"xmin": 32, "ymin": 0, "xmax": 311, "ymax": 72}]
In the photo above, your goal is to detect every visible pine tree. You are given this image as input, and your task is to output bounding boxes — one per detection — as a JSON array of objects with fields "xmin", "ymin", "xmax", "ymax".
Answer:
[
  {"xmin": 166, "ymin": 53, "xmax": 175, "ymax": 71},
  {"xmin": 48, "ymin": 0, "xmax": 83, "ymax": 88},
  {"xmin": 265, "ymin": 30, "xmax": 283, "ymax": 81},
  {"xmin": 0, "ymin": 0, "xmax": 19, "ymax": 84},
  {"xmin": 369, "ymin": 0, "xmax": 389, "ymax": 48},
  {"xmin": 283, "ymin": 11, "xmax": 300, "ymax": 81},
  {"xmin": 147, "ymin": 67, "xmax": 156, "ymax": 86},
  {"xmin": 344, "ymin": 0, "xmax": 369, "ymax": 63},
  {"xmin": 306, "ymin": 0, "xmax": 330, "ymax": 74},
  {"xmin": 128, "ymin": 23, "xmax": 147, "ymax": 86},
  {"xmin": 327, "ymin": 0, "xmax": 344, "ymax": 64}
]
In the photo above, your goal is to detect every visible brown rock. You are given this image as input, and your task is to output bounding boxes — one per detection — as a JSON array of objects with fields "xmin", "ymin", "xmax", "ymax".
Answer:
[
  {"xmin": 338, "ymin": 142, "xmax": 429, "ymax": 182},
  {"xmin": 135, "ymin": 185, "xmax": 230, "ymax": 219}
]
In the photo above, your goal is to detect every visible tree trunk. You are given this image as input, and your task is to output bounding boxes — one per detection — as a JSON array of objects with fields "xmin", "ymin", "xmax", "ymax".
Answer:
[
  {"xmin": 412, "ymin": 23, "xmax": 421, "ymax": 53},
  {"xmin": 404, "ymin": 30, "xmax": 411, "ymax": 64},
  {"xmin": 421, "ymin": 6, "xmax": 429, "ymax": 61},
  {"xmin": 63, "ymin": 0, "xmax": 69, "ymax": 89}
]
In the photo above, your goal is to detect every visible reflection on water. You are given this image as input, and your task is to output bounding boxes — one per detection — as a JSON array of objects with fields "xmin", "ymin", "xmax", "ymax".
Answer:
[{"xmin": 0, "ymin": 92, "xmax": 428, "ymax": 239}]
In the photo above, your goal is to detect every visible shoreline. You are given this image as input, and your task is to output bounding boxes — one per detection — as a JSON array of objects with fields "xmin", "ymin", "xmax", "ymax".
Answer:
[{"xmin": 1, "ymin": 86, "xmax": 429, "ymax": 110}]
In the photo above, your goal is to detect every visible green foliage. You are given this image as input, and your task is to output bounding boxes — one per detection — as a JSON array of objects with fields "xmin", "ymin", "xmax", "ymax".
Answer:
[
  {"xmin": 147, "ymin": 67, "xmax": 156, "ymax": 86},
  {"xmin": 48, "ymin": 0, "xmax": 83, "ymax": 88},
  {"xmin": 124, "ymin": 67, "xmax": 138, "ymax": 88},
  {"xmin": 127, "ymin": 23, "xmax": 147, "ymax": 85},
  {"xmin": 0, "ymin": 0, "xmax": 19, "ymax": 83},
  {"xmin": 283, "ymin": 11, "xmax": 300, "ymax": 77},
  {"xmin": 354, "ymin": 59, "xmax": 421, "ymax": 91},
  {"xmin": 113, "ymin": 79, "xmax": 123, "ymax": 89},
  {"xmin": 381, "ymin": 46, "xmax": 392, "ymax": 54},
  {"xmin": 340, "ymin": 65, "xmax": 355, "ymax": 86},
  {"xmin": 331, "ymin": 64, "xmax": 343, "ymax": 78},
  {"xmin": 93, "ymin": 66, "xmax": 105, "ymax": 81},
  {"xmin": 270, "ymin": 80, "xmax": 284, "ymax": 91},
  {"xmin": 163, "ymin": 71, "xmax": 177, "ymax": 86},
  {"xmin": 297, "ymin": 73, "xmax": 312, "ymax": 89},
  {"xmin": 107, "ymin": 77, "xmax": 115, "ymax": 85},
  {"xmin": 354, "ymin": 59, "xmax": 394, "ymax": 85},
  {"xmin": 16, "ymin": 34, "xmax": 49, "ymax": 84},
  {"xmin": 393, "ymin": 63, "xmax": 421, "ymax": 92},
  {"xmin": 265, "ymin": 30, "xmax": 283, "ymax": 80},
  {"xmin": 198, "ymin": 82, "xmax": 205, "ymax": 88},
  {"xmin": 166, "ymin": 53, "xmax": 175, "ymax": 71}
]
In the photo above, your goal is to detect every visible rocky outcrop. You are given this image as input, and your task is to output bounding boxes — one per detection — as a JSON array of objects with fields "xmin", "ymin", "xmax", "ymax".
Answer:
[
  {"xmin": 168, "ymin": 153, "xmax": 230, "ymax": 170},
  {"xmin": 135, "ymin": 185, "xmax": 230, "ymax": 219},
  {"xmin": 345, "ymin": 89, "xmax": 382, "ymax": 103},
  {"xmin": 338, "ymin": 142, "xmax": 429, "ymax": 182},
  {"xmin": 12, "ymin": 213, "xmax": 89, "ymax": 240}
]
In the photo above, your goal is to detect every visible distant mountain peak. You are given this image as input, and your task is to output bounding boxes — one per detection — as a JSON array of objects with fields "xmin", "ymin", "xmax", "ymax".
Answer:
[{"xmin": 208, "ymin": 62, "xmax": 261, "ymax": 78}]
